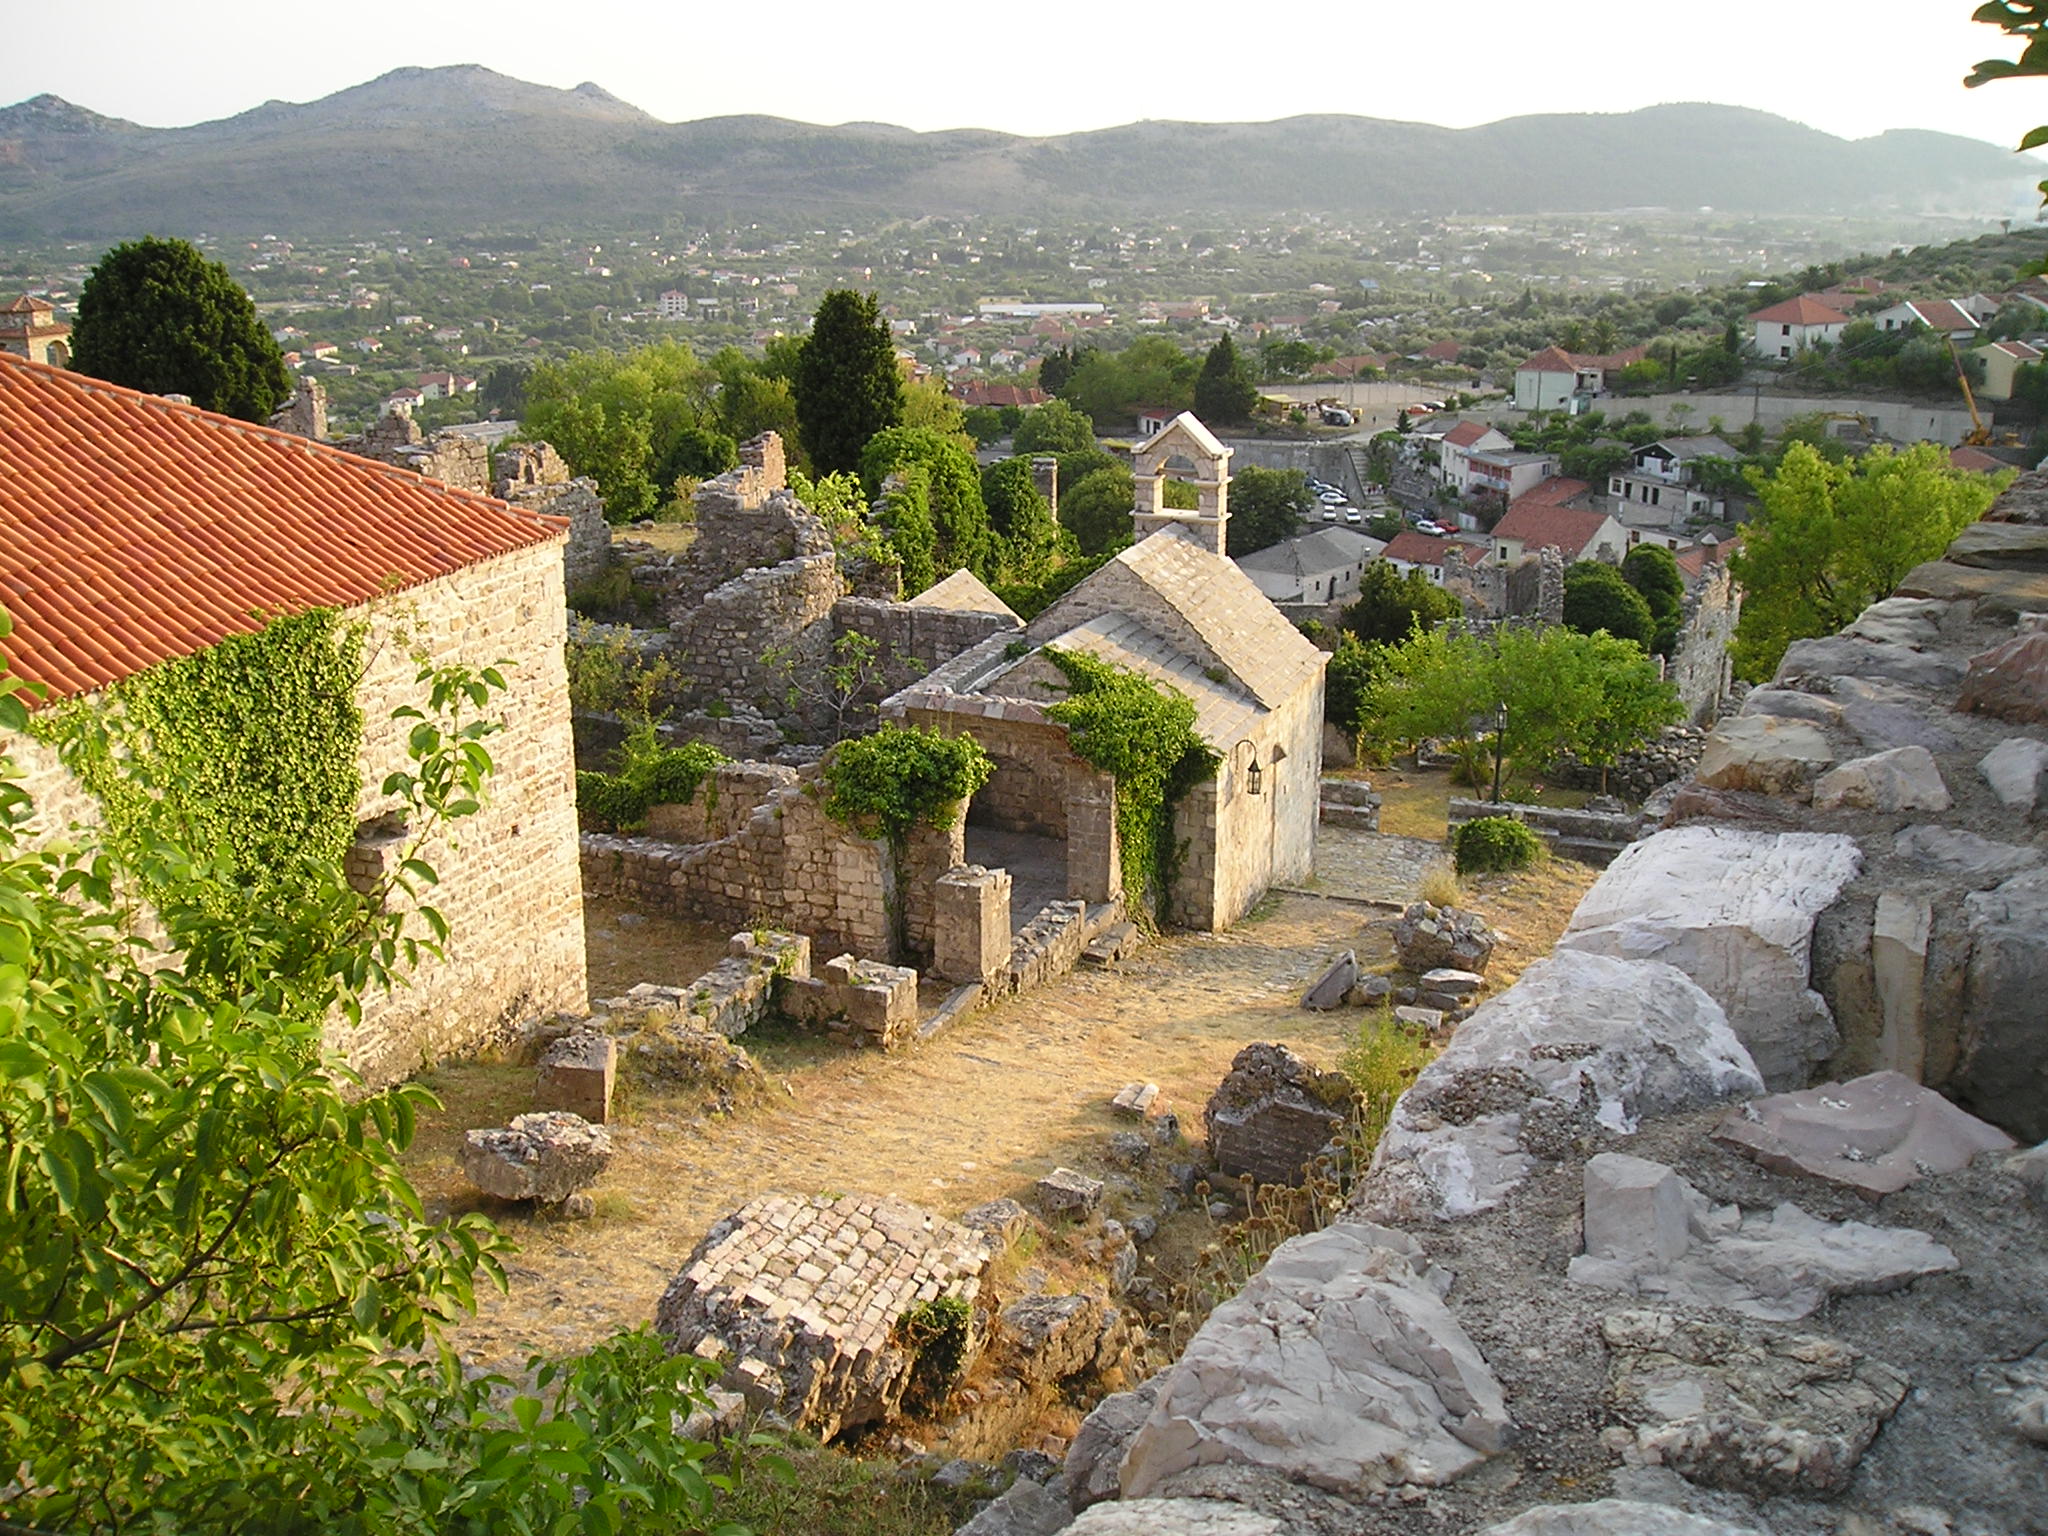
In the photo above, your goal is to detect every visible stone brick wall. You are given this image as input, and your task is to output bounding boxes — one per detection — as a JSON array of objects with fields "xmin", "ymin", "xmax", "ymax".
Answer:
[
  {"xmin": 6, "ymin": 537, "xmax": 588, "ymax": 1090},
  {"xmin": 1669, "ymin": 560, "xmax": 1740, "ymax": 724},
  {"xmin": 1173, "ymin": 678, "xmax": 1325, "ymax": 929},
  {"xmin": 336, "ymin": 413, "xmax": 493, "ymax": 497},
  {"xmin": 669, "ymin": 554, "xmax": 843, "ymax": 722},
  {"xmin": 831, "ymin": 596, "xmax": 1021, "ymax": 712},
  {"xmin": 346, "ymin": 537, "xmax": 588, "ymax": 1083},
  {"xmin": 504, "ymin": 476, "xmax": 610, "ymax": 593}
]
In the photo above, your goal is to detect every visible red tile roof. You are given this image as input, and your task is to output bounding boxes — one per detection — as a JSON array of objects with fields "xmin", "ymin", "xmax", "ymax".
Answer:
[
  {"xmin": 1511, "ymin": 476, "xmax": 1591, "ymax": 509},
  {"xmin": 1518, "ymin": 345, "xmax": 1580, "ymax": 374},
  {"xmin": 952, "ymin": 382, "xmax": 1048, "ymax": 408},
  {"xmin": 1949, "ymin": 445, "xmax": 2012, "ymax": 474},
  {"xmin": 0, "ymin": 352, "xmax": 567, "ymax": 705},
  {"xmin": 1674, "ymin": 536, "xmax": 1739, "ymax": 580},
  {"xmin": 1419, "ymin": 340, "xmax": 1463, "ymax": 362},
  {"xmin": 1381, "ymin": 531, "xmax": 1457, "ymax": 566},
  {"xmin": 1901, "ymin": 298, "xmax": 1979, "ymax": 334},
  {"xmin": 1747, "ymin": 294, "xmax": 1852, "ymax": 325},
  {"xmin": 1492, "ymin": 499, "xmax": 1616, "ymax": 559},
  {"xmin": 1442, "ymin": 420, "xmax": 1495, "ymax": 448}
]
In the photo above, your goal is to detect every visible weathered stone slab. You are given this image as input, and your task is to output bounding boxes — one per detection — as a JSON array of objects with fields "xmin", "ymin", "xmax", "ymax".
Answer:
[
  {"xmin": 1739, "ymin": 688, "xmax": 1844, "ymax": 728},
  {"xmin": 1420, "ymin": 967, "xmax": 1485, "ymax": 997},
  {"xmin": 1204, "ymin": 1042, "xmax": 1359, "ymax": 1188},
  {"xmin": 1811, "ymin": 745, "xmax": 1951, "ymax": 813},
  {"xmin": 1300, "ymin": 950, "xmax": 1357, "ymax": 1010},
  {"xmin": 1871, "ymin": 890, "xmax": 1932, "ymax": 1076},
  {"xmin": 1776, "ymin": 633, "xmax": 1965, "ymax": 691},
  {"xmin": 1064, "ymin": 1501, "xmax": 1283, "ymax": 1536},
  {"xmin": 1712, "ymin": 1070, "xmax": 2015, "ymax": 1197},
  {"xmin": 1112, "ymin": 1081, "xmax": 1160, "ymax": 1118},
  {"xmin": 1358, "ymin": 951, "xmax": 1761, "ymax": 1223},
  {"xmin": 1892, "ymin": 824, "xmax": 2042, "ymax": 882},
  {"xmin": 960, "ymin": 1198, "xmax": 1032, "ymax": 1247},
  {"xmin": 1978, "ymin": 736, "xmax": 2048, "ymax": 813},
  {"xmin": 461, "ymin": 1112, "xmax": 613, "ymax": 1203},
  {"xmin": 1845, "ymin": 596, "xmax": 1950, "ymax": 649},
  {"xmin": 1583, "ymin": 1153, "xmax": 1692, "ymax": 1267},
  {"xmin": 1119, "ymin": 1224, "xmax": 1513, "ymax": 1498},
  {"xmin": 1036, "ymin": 1167, "xmax": 1105, "ymax": 1215},
  {"xmin": 1567, "ymin": 1155, "xmax": 1957, "ymax": 1322},
  {"xmin": 1959, "ymin": 631, "xmax": 2048, "ymax": 725},
  {"xmin": 1693, "ymin": 715, "xmax": 1834, "ymax": 800},
  {"xmin": 1957, "ymin": 868, "xmax": 2048, "ymax": 1142},
  {"xmin": 954, "ymin": 1476, "xmax": 1072, "ymax": 1536},
  {"xmin": 1065, "ymin": 1372, "xmax": 1166, "ymax": 1511},
  {"xmin": 1602, "ymin": 1308, "xmax": 1909, "ymax": 1497},
  {"xmin": 1478, "ymin": 1502, "xmax": 1766, "ymax": 1536},
  {"xmin": 1393, "ymin": 1004, "xmax": 1446, "ymax": 1035},
  {"xmin": 1894, "ymin": 557, "xmax": 2048, "ymax": 619},
  {"xmin": 1559, "ymin": 825, "xmax": 1863, "ymax": 1089},
  {"xmin": 999, "ymin": 1293, "xmax": 1118, "ymax": 1383},
  {"xmin": 1946, "ymin": 519, "xmax": 2048, "ymax": 570},
  {"xmin": 654, "ymin": 1192, "xmax": 990, "ymax": 1440}
]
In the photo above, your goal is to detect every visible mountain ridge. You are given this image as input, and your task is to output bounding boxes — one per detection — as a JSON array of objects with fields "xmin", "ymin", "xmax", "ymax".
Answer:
[{"xmin": 0, "ymin": 65, "xmax": 2036, "ymax": 237}]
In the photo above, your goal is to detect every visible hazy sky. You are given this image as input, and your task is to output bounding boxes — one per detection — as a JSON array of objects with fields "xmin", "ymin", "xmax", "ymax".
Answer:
[{"xmin": 9, "ymin": 0, "xmax": 2048, "ymax": 154}]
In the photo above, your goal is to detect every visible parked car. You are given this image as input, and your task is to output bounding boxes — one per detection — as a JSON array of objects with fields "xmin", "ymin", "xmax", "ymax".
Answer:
[
  {"xmin": 1317, "ymin": 488, "xmax": 1347, "ymax": 505},
  {"xmin": 1321, "ymin": 507, "xmax": 1341, "ymax": 523},
  {"xmin": 1344, "ymin": 509, "xmax": 1364, "ymax": 525}
]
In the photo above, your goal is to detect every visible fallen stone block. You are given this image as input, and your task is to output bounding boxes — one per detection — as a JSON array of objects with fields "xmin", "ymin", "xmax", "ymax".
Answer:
[
  {"xmin": 1959, "ymin": 630, "xmax": 2048, "ymax": 725},
  {"xmin": 1036, "ymin": 1167, "xmax": 1105, "ymax": 1215},
  {"xmin": 1811, "ymin": 745, "xmax": 1951, "ymax": 813},
  {"xmin": 460, "ymin": 1111, "xmax": 613, "ymax": 1204},
  {"xmin": 1892, "ymin": 823, "xmax": 2043, "ymax": 883},
  {"xmin": 1712, "ymin": 1070, "xmax": 2015, "ymax": 1197},
  {"xmin": 536, "ymin": 1028, "xmax": 617, "ymax": 1124},
  {"xmin": 999, "ymin": 1293, "xmax": 1117, "ymax": 1383},
  {"xmin": 1477, "ymin": 1500, "xmax": 1768, "ymax": 1536},
  {"xmin": 1602, "ymin": 1308, "xmax": 1909, "ymax": 1497},
  {"xmin": 1583, "ymin": 1153, "xmax": 1691, "ymax": 1267},
  {"xmin": 1118, "ymin": 1223, "xmax": 1513, "ymax": 1499},
  {"xmin": 1420, "ymin": 967, "xmax": 1485, "ymax": 997},
  {"xmin": 1978, "ymin": 736, "xmax": 2048, "ymax": 814},
  {"xmin": 1300, "ymin": 949, "xmax": 1357, "ymax": 1010},
  {"xmin": 1358, "ymin": 950, "xmax": 1761, "ymax": 1223},
  {"xmin": 1081, "ymin": 921, "xmax": 1141, "ymax": 967},
  {"xmin": 1204, "ymin": 1042, "xmax": 1359, "ymax": 1188},
  {"xmin": 1393, "ymin": 1004, "xmax": 1446, "ymax": 1036},
  {"xmin": 1567, "ymin": 1156, "xmax": 1957, "ymax": 1322},
  {"xmin": 954, "ymin": 1476, "xmax": 1073, "ymax": 1536},
  {"xmin": 1693, "ymin": 714, "xmax": 1834, "ymax": 800},
  {"xmin": 1063, "ymin": 1501, "xmax": 1284, "ymax": 1536},
  {"xmin": 1394, "ymin": 902, "xmax": 1496, "ymax": 974},
  {"xmin": 1844, "ymin": 596, "xmax": 1949, "ymax": 650},
  {"xmin": 1065, "ymin": 1371, "xmax": 1166, "ymax": 1511},
  {"xmin": 1345, "ymin": 974, "xmax": 1395, "ymax": 1007},
  {"xmin": 1559, "ymin": 824, "xmax": 1863, "ymax": 1089},
  {"xmin": 1775, "ymin": 633, "xmax": 1966, "ymax": 692},
  {"xmin": 654, "ymin": 1192, "xmax": 991, "ymax": 1441},
  {"xmin": 1112, "ymin": 1081, "xmax": 1160, "ymax": 1118},
  {"xmin": 1957, "ymin": 868, "xmax": 2048, "ymax": 1142},
  {"xmin": 960, "ymin": 1198, "xmax": 1032, "ymax": 1248}
]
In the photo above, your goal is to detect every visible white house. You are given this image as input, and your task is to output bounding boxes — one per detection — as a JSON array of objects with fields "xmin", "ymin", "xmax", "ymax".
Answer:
[
  {"xmin": 1747, "ymin": 294, "xmax": 1851, "ymax": 359},
  {"xmin": 1607, "ymin": 436, "xmax": 1738, "ymax": 524},
  {"xmin": 1490, "ymin": 499, "xmax": 1628, "ymax": 566},
  {"xmin": 1436, "ymin": 419, "xmax": 1513, "ymax": 491},
  {"xmin": 1235, "ymin": 527, "xmax": 1386, "ymax": 605},
  {"xmin": 1380, "ymin": 530, "xmax": 1461, "ymax": 583},
  {"xmin": 1465, "ymin": 449, "xmax": 1560, "ymax": 504},
  {"xmin": 658, "ymin": 289, "xmax": 688, "ymax": 320},
  {"xmin": 1871, "ymin": 298, "xmax": 1980, "ymax": 341},
  {"xmin": 1512, "ymin": 345, "xmax": 1649, "ymax": 412}
]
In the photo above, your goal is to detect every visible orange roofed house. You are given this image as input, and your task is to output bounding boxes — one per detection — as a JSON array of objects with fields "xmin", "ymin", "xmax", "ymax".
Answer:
[{"xmin": 0, "ymin": 352, "xmax": 587, "ymax": 1085}]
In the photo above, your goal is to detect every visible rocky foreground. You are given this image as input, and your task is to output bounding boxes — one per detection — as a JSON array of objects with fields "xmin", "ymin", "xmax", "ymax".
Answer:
[{"xmin": 946, "ymin": 479, "xmax": 2048, "ymax": 1533}]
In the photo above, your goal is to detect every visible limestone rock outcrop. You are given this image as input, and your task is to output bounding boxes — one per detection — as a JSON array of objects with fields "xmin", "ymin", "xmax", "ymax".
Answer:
[
  {"xmin": 1559, "ymin": 825, "xmax": 1863, "ymax": 1089},
  {"xmin": 1477, "ymin": 1501, "xmax": 1767, "ymax": 1536},
  {"xmin": 1063, "ymin": 1501, "xmax": 1284, "ymax": 1536},
  {"xmin": 1956, "ymin": 867, "xmax": 2048, "ymax": 1140},
  {"xmin": 1567, "ymin": 1153, "xmax": 1957, "ymax": 1322},
  {"xmin": 1711, "ymin": 1070, "xmax": 2015, "ymax": 1197},
  {"xmin": 1692, "ymin": 714, "xmax": 1834, "ymax": 799},
  {"xmin": 1358, "ymin": 949, "xmax": 1761, "ymax": 1221},
  {"xmin": 1117, "ymin": 1223, "xmax": 1512, "ymax": 1499},
  {"xmin": 460, "ymin": 1111, "xmax": 613, "ymax": 1203},
  {"xmin": 1810, "ymin": 745, "xmax": 1951, "ymax": 813}
]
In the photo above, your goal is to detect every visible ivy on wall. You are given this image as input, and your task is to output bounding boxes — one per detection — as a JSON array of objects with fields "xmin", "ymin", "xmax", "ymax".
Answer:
[
  {"xmin": 34, "ymin": 608, "xmax": 366, "ymax": 904},
  {"xmin": 1043, "ymin": 649, "xmax": 1218, "ymax": 928}
]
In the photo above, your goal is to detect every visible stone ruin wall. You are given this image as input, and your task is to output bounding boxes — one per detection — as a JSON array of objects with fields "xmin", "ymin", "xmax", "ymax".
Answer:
[
  {"xmin": 335, "ymin": 411, "xmax": 493, "ymax": 497},
  {"xmin": 830, "ymin": 596, "xmax": 1022, "ymax": 715},
  {"xmin": 496, "ymin": 442, "xmax": 613, "ymax": 594},
  {"xmin": 1668, "ymin": 559, "xmax": 1741, "ymax": 724}
]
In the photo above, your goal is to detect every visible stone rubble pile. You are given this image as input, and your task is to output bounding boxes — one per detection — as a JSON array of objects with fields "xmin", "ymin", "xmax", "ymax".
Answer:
[
  {"xmin": 459, "ymin": 1111, "xmax": 613, "ymax": 1205},
  {"xmin": 1202, "ymin": 1042, "xmax": 1359, "ymax": 1189}
]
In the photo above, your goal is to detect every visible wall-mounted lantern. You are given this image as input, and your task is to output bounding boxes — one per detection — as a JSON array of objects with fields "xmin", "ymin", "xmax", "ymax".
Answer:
[{"xmin": 1232, "ymin": 738, "xmax": 1263, "ymax": 796}]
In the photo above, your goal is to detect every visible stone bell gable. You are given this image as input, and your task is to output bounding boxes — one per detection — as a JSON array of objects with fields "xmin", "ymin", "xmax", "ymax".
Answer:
[{"xmin": 1132, "ymin": 411, "xmax": 1231, "ymax": 554}]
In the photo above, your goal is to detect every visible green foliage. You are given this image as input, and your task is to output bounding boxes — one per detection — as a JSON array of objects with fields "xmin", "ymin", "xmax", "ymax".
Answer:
[
  {"xmin": 0, "ymin": 637, "xmax": 741, "ymax": 1534},
  {"xmin": 860, "ymin": 426, "xmax": 995, "ymax": 582},
  {"xmin": 980, "ymin": 456, "xmax": 1071, "ymax": 587},
  {"xmin": 1340, "ymin": 560, "xmax": 1463, "ymax": 647},
  {"xmin": 1225, "ymin": 466, "xmax": 1313, "ymax": 556},
  {"xmin": 820, "ymin": 724, "xmax": 993, "ymax": 847},
  {"xmin": 962, "ymin": 405, "xmax": 1008, "ymax": 446},
  {"xmin": 873, "ymin": 463, "xmax": 940, "ymax": 596},
  {"xmin": 994, "ymin": 548, "xmax": 1119, "ymax": 621},
  {"xmin": 1361, "ymin": 623, "xmax": 1681, "ymax": 801},
  {"xmin": 1340, "ymin": 1010, "xmax": 1436, "ymax": 1150},
  {"xmin": 1965, "ymin": 0, "xmax": 2048, "ymax": 200},
  {"xmin": 896, "ymin": 1295, "xmax": 973, "ymax": 1415},
  {"xmin": 567, "ymin": 565, "xmax": 658, "ymax": 623},
  {"xmin": 70, "ymin": 234, "xmax": 292, "ymax": 421},
  {"xmin": 1058, "ymin": 465, "xmax": 1138, "ymax": 557},
  {"xmin": 1452, "ymin": 815, "xmax": 1545, "ymax": 874},
  {"xmin": 1562, "ymin": 561, "xmax": 1656, "ymax": 649},
  {"xmin": 576, "ymin": 728, "xmax": 727, "ymax": 832},
  {"xmin": 658, "ymin": 422, "xmax": 740, "ymax": 483},
  {"xmin": 795, "ymin": 290, "xmax": 905, "ymax": 474},
  {"xmin": 1323, "ymin": 632, "xmax": 1380, "ymax": 742},
  {"xmin": 1058, "ymin": 336, "xmax": 1198, "ymax": 430},
  {"xmin": 1194, "ymin": 333, "xmax": 1261, "ymax": 423},
  {"xmin": 1622, "ymin": 544, "xmax": 1686, "ymax": 657},
  {"xmin": 1011, "ymin": 398, "xmax": 1097, "ymax": 456},
  {"xmin": 1043, "ymin": 649, "xmax": 1219, "ymax": 927},
  {"xmin": 1729, "ymin": 441, "xmax": 2006, "ymax": 680},
  {"xmin": 520, "ymin": 341, "xmax": 716, "ymax": 522},
  {"xmin": 1038, "ymin": 344, "xmax": 1095, "ymax": 397},
  {"xmin": 35, "ymin": 608, "xmax": 365, "ymax": 917}
]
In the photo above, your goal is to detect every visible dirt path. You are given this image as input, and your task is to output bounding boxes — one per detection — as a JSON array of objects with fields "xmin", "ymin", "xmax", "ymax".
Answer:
[{"xmin": 408, "ymin": 829, "xmax": 1592, "ymax": 1377}]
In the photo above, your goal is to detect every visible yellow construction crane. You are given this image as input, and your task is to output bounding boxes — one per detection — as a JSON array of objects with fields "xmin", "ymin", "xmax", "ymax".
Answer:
[{"xmin": 1946, "ymin": 336, "xmax": 1996, "ymax": 447}]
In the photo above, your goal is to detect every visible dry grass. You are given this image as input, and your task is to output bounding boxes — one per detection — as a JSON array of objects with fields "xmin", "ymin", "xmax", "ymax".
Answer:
[
  {"xmin": 1416, "ymin": 860, "xmax": 1461, "ymax": 908},
  {"xmin": 1454, "ymin": 856, "xmax": 1602, "ymax": 991},
  {"xmin": 617, "ymin": 522, "xmax": 695, "ymax": 556},
  {"xmin": 1371, "ymin": 767, "xmax": 1453, "ymax": 840}
]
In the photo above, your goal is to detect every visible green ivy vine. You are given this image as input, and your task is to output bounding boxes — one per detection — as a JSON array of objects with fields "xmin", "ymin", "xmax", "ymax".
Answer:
[
  {"xmin": 33, "ymin": 607, "xmax": 366, "ymax": 907},
  {"xmin": 575, "ymin": 727, "xmax": 726, "ymax": 833},
  {"xmin": 1043, "ymin": 648, "xmax": 1218, "ymax": 929}
]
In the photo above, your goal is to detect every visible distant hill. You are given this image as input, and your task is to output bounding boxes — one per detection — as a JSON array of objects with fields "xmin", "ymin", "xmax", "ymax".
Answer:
[{"xmin": 0, "ymin": 67, "xmax": 2037, "ymax": 238}]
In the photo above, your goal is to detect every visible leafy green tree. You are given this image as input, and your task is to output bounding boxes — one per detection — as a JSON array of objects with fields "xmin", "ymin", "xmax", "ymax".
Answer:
[
  {"xmin": 871, "ymin": 463, "xmax": 939, "ymax": 595},
  {"xmin": 962, "ymin": 405, "xmax": 1008, "ymax": 446},
  {"xmin": 1324, "ymin": 632, "xmax": 1381, "ymax": 747},
  {"xmin": 1341, "ymin": 560, "xmax": 1463, "ymax": 646},
  {"xmin": 1037, "ymin": 343, "xmax": 1094, "ymax": 396},
  {"xmin": 1062, "ymin": 337, "xmax": 1198, "ymax": 430},
  {"xmin": 861, "ymin": 427, "xmax": 993, "ymax": 582},
  {"xmin": 1622, "ymin": 544, "xmax": 1686, "ymax": 656},
  {"xmin": 981, "ymin": 457, "xmax": 1069, "ymax": 587},
  {"xmin": 709, "ymin": 344, "xmax": 802, "ymax": 451},
  {"xmin": 1194, "ymin": 334, "xmax": 1260, "ymax": 424},
  {"xmin": 1012, "ymin": 398, "xmax": 1097, "ymax": 456},
  {"xmin": 1562, "ymin": 561, "xmax": 1656, "ymax": 649},
  {"xmin": 70, "ymin": 235, "xmax": 292, "ymax": 421},
  {"xmin": 1729, "ymin": 441, "xmax": 2005, "ymax": 680},
  {"xmin": 477, "ymin": 360, "xmax": 529, "ymax": 418},
  {"xmin": 0, "ymin": 638, "xmax": 733, "ymax": 1533},
  {"xmin": 1225, "ymin": 466, "xmax": 1314, "ymax": 556},
  {"xmin": 1059, "ymin": 465, "xmax": 1139, "ymax": 556},
  {"xmin": 521, "ymin": 341, "xmax": 715, "ymax": 522},
  {"xmin": 795, "ymin": 289, "xmax": 904, "ymax": 474},
  {"xmin": 1967, "ymin": 0, "xmax": 2048, "ymax": 199},
  {"xmin": 1362, "ymin": 622, "xmax": 1680, "ymax": 801},
  {"xmin": 656, "ymin": 423, "xmax": 738, "ymax": 486}
]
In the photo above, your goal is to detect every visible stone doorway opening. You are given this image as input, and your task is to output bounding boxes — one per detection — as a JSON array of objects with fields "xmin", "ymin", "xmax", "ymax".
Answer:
[{"xmin": 963, "ymin": 823, "xmax": 1069, "ymax": 936}]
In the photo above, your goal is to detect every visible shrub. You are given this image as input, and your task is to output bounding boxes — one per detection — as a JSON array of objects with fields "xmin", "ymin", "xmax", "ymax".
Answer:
[
  {"xmin": 1340, "ymin": 1009, "xmax": 1436, "ymax": 1150},
  {"xmin": 575, "ymin": 729, "xmax": 726, "ymax": 832},
  {"xmin": 896, "ymin": 1295, "xmax": 974, "ymax": 1414},
  {"xmin": 1452, "ymin": 815, "xmax": 1544, "ymax": 875}
]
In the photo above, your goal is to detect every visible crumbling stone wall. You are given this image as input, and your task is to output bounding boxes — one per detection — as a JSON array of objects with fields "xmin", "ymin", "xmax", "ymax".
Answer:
[
  {"xmin": 831, "ymin": 596, "xmax": 1022, "ymax": 717},
  {"xmin": 670, "ymin": 554, "xmax": 843, "ymax": 721},
  {"xmin": 336, "ymin": 412, "xmax": 493, "ymax": 496},
  {"xmin": 1670, "ymin": 560, "xmax": 1741, "ymax": 724},
  {"xmin": 1500, "ymin": 547, "xmax": 1567, "ymax": 622},
  {"xmin": 267, "ymin": 377, "xmax": 328, "ymax": 440}
]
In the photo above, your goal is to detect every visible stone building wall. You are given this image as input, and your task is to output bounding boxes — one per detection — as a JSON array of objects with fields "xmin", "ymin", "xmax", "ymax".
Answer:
[
  {"xmin": 335, "ymin": 413, "xmax": 493, "ymax": 497},
  {"xmin": 346, "ymin": 537, "xmax": 588, "ymax": 1084},
  {"xmin": 669, "ymin": 554, "xmax": 843, "ymax": 721},
  {"xmin": 830, "ymin": 597, "xmax": 1021, "ymax": 713},
  {"xmin": 1669, "ymin": 560, "xmax": 1740, "ymax": 723},
  {"xmin": 5, "ymin": 536, "xmax": 588, "ymax": 1089},
  {"xmin": 1172, "ymin": 678, "xmax": 1325, "ymax": 930},
  {"xmin": 504, "ymin": 476, "xmax": 610, "ymax": 594}
]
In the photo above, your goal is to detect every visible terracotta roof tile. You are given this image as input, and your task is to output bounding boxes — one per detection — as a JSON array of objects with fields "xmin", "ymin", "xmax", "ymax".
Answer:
[
  {"xmin": 0, "ymin": 352, "xmax": 565, "ymax": 705},
  {"xmin": 1747, "ymin": 294, "xmax": 1853, "ymax": 325},
  {"xmin": 1492, "ymin": 499, "xmax": 1616, "ymax": 558},
  {"xmin": 1381, "ymin": 531, "xmax": 1457, "ymax": 565}
]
